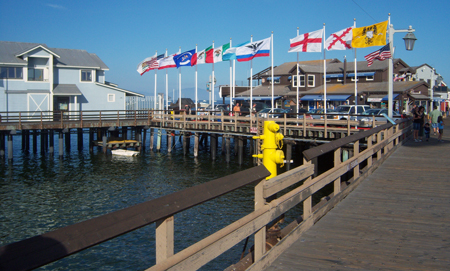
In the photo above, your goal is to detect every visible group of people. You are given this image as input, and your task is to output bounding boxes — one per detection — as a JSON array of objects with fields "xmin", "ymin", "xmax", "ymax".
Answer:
[{"xmin": 412, "ymin": 105, "xmax": 445, "ymax": 142}]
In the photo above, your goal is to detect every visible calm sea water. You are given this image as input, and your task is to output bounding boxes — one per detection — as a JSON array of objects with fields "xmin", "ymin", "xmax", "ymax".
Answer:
[{"xmin": 0, "ymin": 130, "xmax": 268, "ymax": 270}]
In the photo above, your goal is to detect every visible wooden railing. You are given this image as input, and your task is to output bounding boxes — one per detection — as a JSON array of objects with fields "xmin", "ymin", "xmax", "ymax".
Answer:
[{"xmin": 0, "ymin": 118, "xmax": 412, "ymax": 270}]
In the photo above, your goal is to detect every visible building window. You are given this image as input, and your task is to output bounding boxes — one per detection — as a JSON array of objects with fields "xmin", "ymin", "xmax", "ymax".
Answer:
[
  {"xmin": 81, "ymin": 70, "xmax": 92, "ymax": 82},
  {"xmin": 351, "ymin": 76, "xmax": 359, "ymax": 82},
  {"xmin": 366, "ymin": 75, "xmax": 374, "ymax": 81},
  {"xmin": 0, "ymin": 67, "xmax": 23, "ymax": 79},
  {"xmin": 28, "ymin": 68, "xmax": 43, "ymax": 81},
  {"xmin": 307, "ymin": 75, "xmax": 315, "ymax": 87},
  {"xmin": 292, "ymin": 75, "xmax": 305, "ymax": 87},
  {"xmin": 108, "ymin": 94, "xmax": 115, "ymax": 102}
]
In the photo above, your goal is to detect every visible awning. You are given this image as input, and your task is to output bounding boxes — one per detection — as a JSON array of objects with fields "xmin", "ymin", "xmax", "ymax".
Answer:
[
  {"xmin": 53, "ymin": 84, "xmax": 82, "ymax": 96},
  {"xmin": 300, "ymin": 94, "xmax": 351, "ymax": 101},
  {"xmin": 234, "ymin": 96, "xmax": 282, "ymax": 101},
  {"xmin": 347, "ymin": 72, "xmax": 375, "ymax": 77},
  {"xmin": 367, "ymin": 94, "xmax": 384, "ymax": 102},
  {"xmin": 267, "ymin": 77, "xmax": 280, "ymax": 81},
  {"xmin": 326, "ymin": 74, "xmax": 344, "ymax": 78},
  {"xmin": 381, "ymin": 94, "xmax": 399, "ymax": 101},
  {"xmin": 409, "ymin": 94, "xmax": 429, "ymax": 100}
]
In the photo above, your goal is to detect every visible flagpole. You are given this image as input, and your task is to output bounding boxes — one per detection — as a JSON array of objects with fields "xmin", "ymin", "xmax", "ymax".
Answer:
[
  {"xmin": 154, "ymin": 51, "xmax": 158, "ymax": 110},
  {"xmin": 212, "ymin": 41, "xmax": 215, "ymax": 110},
  {"xmin": 354, "ymin": 19, "xmax": 358, "ymax": 107},
  {"xmin": 195, "ymin": 44, "xmax": 198, "ymax": 112},
  {"xmin": 323, "ymin": 24, "xmax": 327, "ymax": 114},
  {"xmin": 271, "ymin": 32, "xmax": 274, "ymax": 111},
  {"xmin": 233, "ymin": 58, "xmax": 236, "ymax": 108},
  {"xmin": 229, "ymin": 38, "xmax": 233, "ymax": 114},
  {"xmin": 178, "ymin": 46, "xmax": 182, "ymax": 111},
  {"xmin": 296, "ymin": 27, "xmax": 299, "ymax": 117},
  {"xmin": 250, "ymin": 35, "xmax": 253, "ymax": 112}
]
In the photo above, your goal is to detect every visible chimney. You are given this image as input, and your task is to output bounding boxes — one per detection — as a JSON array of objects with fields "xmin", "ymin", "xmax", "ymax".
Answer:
[{"xmin": 343, "ymin": 56, "xmax": 347, "ymax": 85}]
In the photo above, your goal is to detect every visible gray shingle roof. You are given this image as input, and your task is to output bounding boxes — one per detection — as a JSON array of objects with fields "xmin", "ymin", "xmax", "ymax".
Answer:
[{"xmin": 0, "ymin": 41, "xmax": 108, "ymax": 70}]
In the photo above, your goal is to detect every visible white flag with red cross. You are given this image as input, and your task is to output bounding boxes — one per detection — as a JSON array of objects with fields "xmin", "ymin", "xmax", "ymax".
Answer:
[
  {"xmin": 325, "ymin": 27, "xmax": 353, "ymax": 51},
  {"xmin": 288, "ymin": 29, "xmax": 323, "ymax": 53}
]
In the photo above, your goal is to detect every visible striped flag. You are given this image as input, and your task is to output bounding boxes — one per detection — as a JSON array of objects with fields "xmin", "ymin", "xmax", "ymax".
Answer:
[
  {"xmin": 148, "ymin": 54, "xmax": 164, "ymax": 70},
  {"xmin": 364, "ymin": 43, "xmax": 392, "ymax": 67}
]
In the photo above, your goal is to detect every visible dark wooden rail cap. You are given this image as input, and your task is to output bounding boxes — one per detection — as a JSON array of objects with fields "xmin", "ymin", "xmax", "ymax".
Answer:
[{"xmin": 0, "ymin": 165, "xmax": 270, "ymax": 271}]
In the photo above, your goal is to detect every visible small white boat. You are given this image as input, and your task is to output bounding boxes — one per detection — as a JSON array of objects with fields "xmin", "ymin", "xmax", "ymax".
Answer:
[{"xmin": 111, "ymin": 149, "xmax": 140, "ymax": 156}]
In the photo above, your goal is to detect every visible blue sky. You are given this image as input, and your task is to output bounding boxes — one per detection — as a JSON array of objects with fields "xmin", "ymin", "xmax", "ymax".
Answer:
[{"xmin": 1, "ymin": 0, "xmax": 448, "ymax": 101}]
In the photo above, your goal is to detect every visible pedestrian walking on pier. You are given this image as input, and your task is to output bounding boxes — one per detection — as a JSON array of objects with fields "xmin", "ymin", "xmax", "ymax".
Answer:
[
  {"xmin": 424, "ymin": 123, "xmax": 431, "ymax": 141},
  {"xmin": 438, "ymin": 116, "xmax": 444, "ymax": 142}
]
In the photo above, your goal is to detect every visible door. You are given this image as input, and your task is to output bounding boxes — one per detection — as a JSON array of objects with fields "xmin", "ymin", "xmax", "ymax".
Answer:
[{"xmin": 54, "ymin": 96, "xmax": 70, "ymax": 120}]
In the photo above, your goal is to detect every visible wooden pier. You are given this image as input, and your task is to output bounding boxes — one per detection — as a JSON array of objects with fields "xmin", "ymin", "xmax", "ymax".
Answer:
[{"xmin": 260, "ymin": 120, "xmax": 450, "ymax": 270}]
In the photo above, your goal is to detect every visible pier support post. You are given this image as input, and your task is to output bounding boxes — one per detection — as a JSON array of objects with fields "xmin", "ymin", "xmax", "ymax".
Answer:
[
  {"xmin": 168, "ymin": 132, "xmax": 173, "ymax": 153},
  {"xmin": 221, "ymin": 135, "xmax": 225, "ymax": 155},
  {"xmin": 142, "ymin": 128, "xmax": 147, "ymax": 151},
  {"xmin": 49, "ymin": 130, "xmax": 54, "ymax": 156},
  {"xmin": 40, "ymin": 130, "xmax": 45, "ymax": 154},
  {"xmin": 102, "ymin": 130, "xmax": 107, "ymax": 154},
  {"xmin": 182, "ymin": 132, "xmax": 187, "ymax": 156},
  {"xmin": 238, "ymin": 136, "xmax": 243, "ymax": 165},
  {"xmin": 122, "ymin": 126, "xmax": 127, "ymax": 140},
  {"xmin": 285, "ymin": 142, "xmax": 292, "ymax": 171},
  {"xmin": 7, "ymin": 133, "xmax": 13, "ymax": 161},
  {"xmin": 194, "ymin": 133, "xmax": 199, "ymax": 157},
  {"xmin": 156, "ymin": 129, "xmax": 161, "ymax": 151},
  {"xmin": 150, "ymin": 128, "xmax": 154, "ymax": 151},
  {"xmin": 77, "ymin": 128, "xmax": 83, "ymax": 151},
  {"xmin": 210, "ymin": 134, "xmax": 217, "ymax": 160},
  {"xmin": 65, "ymin": 129, "xmax": 71, "ymax": 152},
  {"xmin": 32, "ymin": 130, "xmax": 38, "ymax": 153},
  {"xmin": 58, "ymin": 131, "xmax": 64, "ymax": 158},
  {"xmin": 0, "ymin": 132, "xmax": 5, "ymax": 158},
  {"xmin": 225, "ymin": 135, "xmax": 230, "ymax": 163},
  {"xmin": 89, "ymin": 129, "xmax": 94, "ymax": 153},
  {"xmin": 21, "ymin": 130, "xmax": 26, "ymax": 150}
]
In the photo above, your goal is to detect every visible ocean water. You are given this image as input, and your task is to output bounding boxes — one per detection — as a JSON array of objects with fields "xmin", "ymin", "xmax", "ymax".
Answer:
[{"xmin": 0, "ymin": 130, "xmax": 260, "ymax": 270}]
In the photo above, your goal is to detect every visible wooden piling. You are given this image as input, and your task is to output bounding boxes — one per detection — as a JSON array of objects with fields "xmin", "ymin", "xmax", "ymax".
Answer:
[
  {"xmin": 7, "ymin": 133, "xmax": 13, "ymax": 160},
  {"xmin": 0, "ymin": 132, "xmax": 6, "ymax": 157},
  {"xmin": 40, "ymin": 130, "xmax": 45, "ymax": 154},
  {"xmin": 150, "ymin": 128, "xmax": 154, "ymax": 151},
  {"xmin": 225, "ymin": 136, "xmax": 230, "ymax": 163},
  {"xmin": 211, "ymin": 134, "xmax": 217, "ymax": 160},
  {"xmin": 102, "ymin": 130, "xmax": 107, "ymax": 154},
  {"xmin": 238, "ymin": 136, "xmax": 243, "ymax": 165},
  {"xmin": 157, "ymin": 129, "xmax": 161, "ymax": 151},
  {"xmin": 77, "ymin": 128, "xmax": 83, "ymax": 151},
  {"xmin": 58, "ymin": 131, "xmax": 63, "ymax": 158},
  {"xmin": 194, "ymin": 133, "xmax": 199, "ymax": 157},
  {"xmin": 32, "ymin": 130, "xmax": 37, "ymax": 153},
  {"xmin": 65, "ymin": 129, "xmax": 71, "ymax": 152},
  {"xmin": 89, "ymin": 129, "xmax": 94, "ymax": 153},
  {"xmin": 49, "ymin": 130, "xmax": 54, "ymax": 156},
  {"xmin": 168, "ymin": 132, "xmax": 173, "ymax": 153}
]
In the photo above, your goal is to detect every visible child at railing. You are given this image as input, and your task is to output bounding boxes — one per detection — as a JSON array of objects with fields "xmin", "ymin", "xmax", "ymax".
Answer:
[
  {"xmin": 424, "ymin": 123, "xmax": 430, "ymax": 142},
  {"xmin": 438, "ymin": 116, "xmax": 444, "ymax": 142}
]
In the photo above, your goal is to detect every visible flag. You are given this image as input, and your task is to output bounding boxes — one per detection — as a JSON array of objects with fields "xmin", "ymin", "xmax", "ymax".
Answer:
[
  {"xmin": 223, "ymin": 41, "xmax": 250, "ymax": 61},
  {"xmin": 148, "ymin": 54, "xmax": 164, "ymax": 70},
  {"xmin": 191, "ymin": 47, "xmax": 208, "ymax": 66},
  {"xmin": 352, "ymin": 20, "xmax": 388, "ymax": 48},
  {"xmin": 205, "ymin": 46, "xmax": 214, "ymax": 63},
  {"xmin": 288, "ymin": 29, "xmax": 323, "ymax": 53},
  {"xmin": 236, "ymin": 37, "xmax": 271, "ymax": 62},
  {"xmin": 158, "ymin": 53, "xmax": 177, "ymax": 69},
  {"xmin": 364, "ymin": 43, "xmax": 392, "ymax": 67},
  {"xmin": 325, "ymin": 27, "xmax": 353, "ymax": 51},
  {"xmin": 173, "ymin": 49, "xmax": 195, "ymax": 68},
  {"xmin": 137, "ymin": 55, "xmax": 156, "ymax": 75},
  {"xmin": 211, "ymin": 43, "xmax": 231, "ymax": 63}
]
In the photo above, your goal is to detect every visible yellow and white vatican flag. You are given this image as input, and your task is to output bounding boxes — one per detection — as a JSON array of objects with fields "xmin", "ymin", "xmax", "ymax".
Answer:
[{"xmin": 352, "ymin": 20, "xmax": 388, "ymax": 48}]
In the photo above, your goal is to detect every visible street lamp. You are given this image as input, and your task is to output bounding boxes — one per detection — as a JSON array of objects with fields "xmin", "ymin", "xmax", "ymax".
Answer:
[{"xmin": 388, "ymin": 18, "xmax": 417, "ymax": 118}]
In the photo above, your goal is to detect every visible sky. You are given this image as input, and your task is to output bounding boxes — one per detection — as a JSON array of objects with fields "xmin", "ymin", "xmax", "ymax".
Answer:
[{"xmin": 1, "ymin": 0, "xmax": 449, "ymax": 102}]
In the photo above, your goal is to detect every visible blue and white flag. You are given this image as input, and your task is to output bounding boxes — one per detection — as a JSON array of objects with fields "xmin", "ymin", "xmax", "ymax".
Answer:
[
  {"xmin": 236, "ymin": 37, "xmax": 271, "ymax": 62},
  {"xmin": 223, "ymin": 41, "xmax": 250, "ymax": 61},
  {"xmin": 173, "ymin": 49, "xmax": 195, "ymax": 68}
]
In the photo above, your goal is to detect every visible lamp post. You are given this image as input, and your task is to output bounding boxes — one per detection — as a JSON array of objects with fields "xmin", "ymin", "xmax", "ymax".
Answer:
[{"xmin": 388, "ymin": 17, "xmax": 417, "ymax": 118}]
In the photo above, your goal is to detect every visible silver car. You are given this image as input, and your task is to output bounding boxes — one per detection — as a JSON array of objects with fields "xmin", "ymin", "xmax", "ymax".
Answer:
[{"xmin": 359, "ymin": 108, "xmax": 402, "ymax": 127}]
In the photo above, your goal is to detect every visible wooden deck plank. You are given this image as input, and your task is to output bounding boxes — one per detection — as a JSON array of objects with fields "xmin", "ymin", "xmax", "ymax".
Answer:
[{"xmin": 265, "ymin": 127, "xmax": 450, "ymax": 270}]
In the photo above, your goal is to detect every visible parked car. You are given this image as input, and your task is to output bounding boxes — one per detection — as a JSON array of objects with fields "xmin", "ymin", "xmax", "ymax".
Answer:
[
  {"xmin": 332, "ymin": 105, "xmax": 371, "ymax": 120},
  {"xmin": 257, "ymin": 108, "xmax": 290, "ymax": 118},
  {"xmin": 359, "ymin": 108, "xmax": 403, "ymax": 127}
]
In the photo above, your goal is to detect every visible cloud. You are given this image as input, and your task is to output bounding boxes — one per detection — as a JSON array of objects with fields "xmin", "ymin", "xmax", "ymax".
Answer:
[{"xmin": 46, "ymin": 3, "xmax": 67, "ymax": 10}]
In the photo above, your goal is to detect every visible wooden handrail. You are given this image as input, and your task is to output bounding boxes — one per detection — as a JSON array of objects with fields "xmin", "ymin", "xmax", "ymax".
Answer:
[{"xmin": 0, "ymin": 165, "xmax": 270, "ymax": 271}]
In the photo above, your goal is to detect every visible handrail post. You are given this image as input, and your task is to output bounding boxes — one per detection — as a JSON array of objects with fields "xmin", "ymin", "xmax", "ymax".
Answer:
[
  {"xmin": 40, "ymin": 111, "xmax": 43, "ymax": 129},
  {"xmin": 99, "ymin": 111, "xmax": 102, "ymax": 127},
  {"xmin": 117, "ymin": 111, "xmax": 120, "ymax": 127},
  {"xmin": 334, "ymin": 148, "xmax": 341, "ymax": 194},
  {"xmin": 367, "ymin": 135, "xmax": 373, "ymax": 167},
  {"xmin": 353, "ymin": 140, "xmax": 360, "ymax": 178},
  {"xmin": 303, "ymin": 158, "xmax": 313, "ymax": 217},
  {"xmin": 60, "ymin": 111, "xmax": 63, "ymax": 129},
  {"xmin": 155, "ymin": 216, "xmax": 174, "ymax": 264}
]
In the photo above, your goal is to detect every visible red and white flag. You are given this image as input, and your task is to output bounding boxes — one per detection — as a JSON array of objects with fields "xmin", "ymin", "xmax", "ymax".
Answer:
[
  {"xmin": 325, "ymin": 27, "xmax": 353, "ymax": 51},
  {"xmin": 289, "ymin": 29, "xmax": 323, "ymax": 53},
  {"xmin": 158, "ymin": 53, "xmax": 177, "ymax": 70}
]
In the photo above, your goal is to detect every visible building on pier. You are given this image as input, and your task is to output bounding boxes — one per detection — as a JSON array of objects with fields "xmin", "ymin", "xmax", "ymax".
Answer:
[{"xmin": 0, "ymin": 41, "xmax": 143, "ymax": 115}]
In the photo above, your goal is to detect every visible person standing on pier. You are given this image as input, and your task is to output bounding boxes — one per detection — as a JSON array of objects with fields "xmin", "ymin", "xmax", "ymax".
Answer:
[
  {"xmin": 429, "ymin": 106, "xmax": 442, "ymax": 135},
  {"xmin": 413, "ymin": 106, "xmax": 424, "ymax": 142},
  {"xmin": 233, "ymin": 103, "xmax": 241, "ymax": 116}
]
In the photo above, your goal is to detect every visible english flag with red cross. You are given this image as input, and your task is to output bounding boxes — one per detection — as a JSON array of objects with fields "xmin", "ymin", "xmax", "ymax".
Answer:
[
  {"xmin": 325, "ymin": 27, "xmax": 353, "ymax": 51},
  {"xmin": 288, "ymin": 29, "xmax": 323, "ymax": 53}
]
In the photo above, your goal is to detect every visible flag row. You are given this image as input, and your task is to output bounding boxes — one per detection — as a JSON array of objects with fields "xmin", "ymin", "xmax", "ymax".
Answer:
[{"xmin": 138, "ymin": 20, "xmax": 389, "ymax": 75}]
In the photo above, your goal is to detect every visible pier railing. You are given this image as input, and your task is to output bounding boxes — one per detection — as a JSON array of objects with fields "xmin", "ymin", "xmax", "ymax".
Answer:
[
  {"xmin": 0, "ymin": 109, "xmax": 388, "ymax": 136},
  {"xmin": 0, "ymin": 118, "xmax": 412, "ymax": 270}
]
